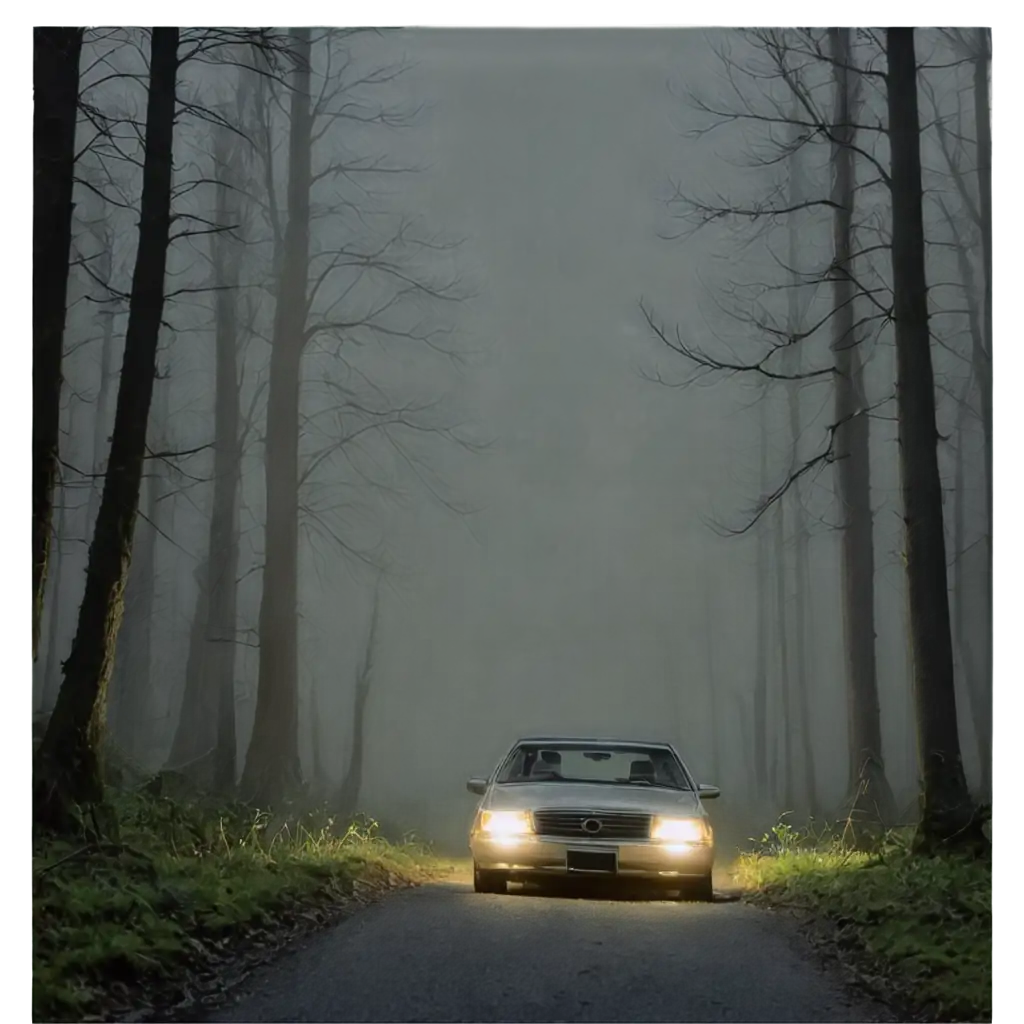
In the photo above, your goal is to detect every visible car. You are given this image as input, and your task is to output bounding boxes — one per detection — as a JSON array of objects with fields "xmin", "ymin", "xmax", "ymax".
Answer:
[{"xmin": 466, "ymin": 735, "xmax": 719, "ymax": 900}]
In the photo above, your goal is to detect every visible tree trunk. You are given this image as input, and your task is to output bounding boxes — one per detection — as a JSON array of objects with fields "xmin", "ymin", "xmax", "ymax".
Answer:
[
  {"xmin": 110, "ymin": 367, "xmax": 170, "ymax": 766},
  {"xmin": 33, "ymin": 27, "xmax": 84, "ymax": 662},
  {"xmin": 240, "ymin": 28, "xmax": 313, "ymax": 805},
  {"xmin": 34, "ymin": 28, "xmax": 179, "ymax": 831},
  {"xmin": 208, "ymin": 124, "xmax": 244, "ymax": 793},
  {"xmin": 166, "ymin": 555, "xmax": 215, "ymax": 774},
  {"xmin": 903, "ymin": 575, "xmax": 917, "ymax": 804},
  {"xmin": 772, "ymin": 495, "xmax": 794, "ymax": 810},
  {"xmin": 885, "ymin": 28, "xmax": 981, "ymax": 853},
  {"xmin": 86, "ymin": 235, "xmax": 118, "ymax": 538},
  {"xmin": 829, "ymin": 27, "xmax": 895, "ymax": 826},
  {"xmin": 783, "ymin": 116, "xmax": 819, "ymax": 818},
  {"xmin": 42, "ymin": 399, "xmax": 76, "ymax": 710},
  {"xmin": 335, "ymin": 587, "xmax": 381, "ymax": 820},
  {"xmin": 753, "ymin": 396, "xmax": 770, "ymax": 804},
  {"xmin": 972, "ymin": 28, "xmax": 993, "ymax": 543},
  {"xmin": 951, "ymin": 383, "xmax": 990, "ymax": 797}
]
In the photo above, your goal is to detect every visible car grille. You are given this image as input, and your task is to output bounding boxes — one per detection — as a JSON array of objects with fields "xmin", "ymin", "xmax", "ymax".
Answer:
[{"xmin": 532, "ymin": 808, "xmax": 652, "ymax": 840}]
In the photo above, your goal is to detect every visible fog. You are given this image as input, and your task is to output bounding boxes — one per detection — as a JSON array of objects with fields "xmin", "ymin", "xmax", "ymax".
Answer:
[{"xmin": 34, "ymin": 28, "xmax": 990, "ymax": 852}]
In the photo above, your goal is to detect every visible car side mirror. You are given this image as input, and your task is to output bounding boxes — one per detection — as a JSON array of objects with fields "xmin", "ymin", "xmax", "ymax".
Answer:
[
  {"xmin": 466, "ymin": 777, "xmax": 488, "ymax": 796},
  {"xmin": 698, "ymin": 784, "xmax": 721, "ymax": 800}
]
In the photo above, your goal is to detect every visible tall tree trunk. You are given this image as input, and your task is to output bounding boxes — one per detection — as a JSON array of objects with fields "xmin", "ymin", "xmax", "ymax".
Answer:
[
  {"xmin": 830, "ymin": 27, "xmax": 895, "ymax": 826},
  {"xmin": 335, "ymin": 586, "xmax": 381, "ymax": 819},
  {"xmin": 772, "ymin": 495, "xmax": 794, "ymax": 810},
  {"xmin": 86, "ymin": 236, "xmax": 118, "ymax": 537},
  {"xmin": 42, "ymin": 398, "xmax": 77, "ymax": 710},
  {"xmin": 974, "ymin": 34, "xmax": 991, "ymax": 593},
  {"xmin": 34, "ymin": 28, "xmax": 179, "ymax": 831},
  {"xmin": 885, "ymin": 27, "xmax": 981, "ymax": 852},
  {"xmin": 903, "ymin": 576, "xmax": 917, "ymax": 809},
  {"xmin": 110, "ymin": 370, "xmax": 168, "ymax": 764},
  {"xmin": 753, "ymin": 395, "xmax": 770, "ymax": 802},
  {"xmin": 951, "ymin": 384, "xmax": 989, "ymax": 797},
  {"xmin": 33, "ymin": 27, "xmax": 84, "ymax": 661},
  {"xmin": 783, "ymin": 117, "xmax": 819, "ymax": 817},
  {"xmin": 208, "ymin": 123, "xmax": 244, "ymax": 793},
  {"xmin": 240, "ymin": 28, "xmax": 313, "ymax": 805},
  {"xmin": 166, "ymin": 555, "xmax": 215, "ymax": 773}
]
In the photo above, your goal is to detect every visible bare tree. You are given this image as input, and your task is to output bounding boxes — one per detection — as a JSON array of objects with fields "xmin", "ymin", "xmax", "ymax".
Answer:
[
  {"xmin": 333, "ymin": 582, "xmax": 381, "ymax": 819},
  {"xmin": 240, "ymin": 28, "xmax": 314, "ymax": 803},
  {"xmin": 41, "ymin": 399, "xmax": 79, "ymax": 711},
  {"xmin": 771, "ymin": 487, "xmax": 794, "ymax": 810},
  {"xmin": 109, "ymin": 372, "xmax": 173, "ymax": 766},
  {"xmin": 239, "ymin": 29, "xmax": 471, "ymax": 804},
  {"xmin": 166, "ymin": 103, "xmax": 252, "ymax": 790},
  {"xmin": 753, "ymin": 397, "xmax": 770, "ymax": 803},
  {"xmin": 950, "ymin": 375, "xmax": 988, "ymax": 797},
  {"xmin": 828, "ymin": 27, "xmax": 894, "ymax": 825},
  {"xmin": 35, "ymin": 28, "xmax": 180, "ymax": 830},
  {"xmin": 782, "ymin": 118, "xmax": 819, "ymax": 816},
  {"xmin": 34, "ymin": 27, "xmax": 85, "ymax": 661},
  {"xmin": 207, "ymin": 121, "xmax": 248, "ymax": 793},
  {"xmin": 885, "ymin": 27, "xmax": 982, "ymax": 853}
]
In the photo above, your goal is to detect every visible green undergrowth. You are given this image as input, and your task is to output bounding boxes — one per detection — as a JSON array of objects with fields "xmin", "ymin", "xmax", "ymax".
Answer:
[
  {"xmin": 735, "ymin": 817, "xmax": 991, "ymax": 1022},
  {"xmin": 33, "ymin": 790, "xmax": 454, "ymax": 1022}
]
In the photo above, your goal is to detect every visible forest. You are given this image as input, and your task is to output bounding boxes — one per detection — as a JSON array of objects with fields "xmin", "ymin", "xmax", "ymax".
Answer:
[{"xmin": 31, "ymin": 26, "xmax": 992, "ymax": 1023}]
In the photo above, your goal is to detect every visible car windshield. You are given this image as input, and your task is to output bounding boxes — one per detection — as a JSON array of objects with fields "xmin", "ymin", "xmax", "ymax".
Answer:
[{"xmin": 496, "ymin": 744, "xmax": 691, "ymax": 790}]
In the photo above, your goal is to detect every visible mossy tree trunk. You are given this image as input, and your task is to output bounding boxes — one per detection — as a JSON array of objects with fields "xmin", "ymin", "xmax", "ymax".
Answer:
[{"xmin": 34, "ymin": 28, "xmax": 180, "ymax": 832}]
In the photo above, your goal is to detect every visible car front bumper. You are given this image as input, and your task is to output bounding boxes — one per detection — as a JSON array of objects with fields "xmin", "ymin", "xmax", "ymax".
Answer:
[{"xmin": 470, "ymin": 833, "xmax": 713, "ymax": 881}]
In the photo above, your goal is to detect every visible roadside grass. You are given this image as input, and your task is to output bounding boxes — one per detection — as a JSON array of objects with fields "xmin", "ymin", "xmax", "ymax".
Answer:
[
  {"xmin": 734, "ymin": 817, "xmax": 991, "ymax": 1023},
  {"xmin": 32, "ymin": 789, "xmax": 455, "ymax": 1022}
]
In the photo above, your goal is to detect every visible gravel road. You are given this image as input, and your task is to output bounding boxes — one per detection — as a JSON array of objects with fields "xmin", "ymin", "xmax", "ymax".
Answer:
[{"xmin": 209, "ymin": 875, "xmax": 895, "ymax": 1022}]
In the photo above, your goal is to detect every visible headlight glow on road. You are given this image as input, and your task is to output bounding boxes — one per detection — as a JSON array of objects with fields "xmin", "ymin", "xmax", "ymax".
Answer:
[
  {"xmin": 651, "ymin": 816, "xmax": 709, "ymax": 844},
  {"xmin": 479, "ymin": 810, "xmax": 534, "ymax": 839}
]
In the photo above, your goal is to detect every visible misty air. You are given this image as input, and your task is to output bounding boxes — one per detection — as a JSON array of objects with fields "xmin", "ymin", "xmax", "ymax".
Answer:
[{"xmin": 31, "ymin": 25, "xmax": 992, "ymax": 1024}]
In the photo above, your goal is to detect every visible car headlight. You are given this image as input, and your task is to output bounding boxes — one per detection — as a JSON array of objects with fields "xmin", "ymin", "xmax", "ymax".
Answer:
[
  {"xmin": 651, "ymin": 816, "xmax": 710, "ymax": 843},
  {"xmin": 479, "ymin": 810, "xmax": 534, "ymax": 838}
]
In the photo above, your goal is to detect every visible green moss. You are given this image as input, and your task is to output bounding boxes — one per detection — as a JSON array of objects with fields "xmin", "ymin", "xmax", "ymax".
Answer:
[
  {"xmin": 33, "ymin": 793, "xmax": 454, "ymax": 1022},
  {"xmin": 734, "ymin": 821, "xmax": 991, "ymax": 1022}
]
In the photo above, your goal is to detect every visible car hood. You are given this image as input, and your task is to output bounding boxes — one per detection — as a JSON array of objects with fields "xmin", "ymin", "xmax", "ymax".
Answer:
[{"xmin": 484, "ymin": 782, "xmax": 704, "ymax": 816}]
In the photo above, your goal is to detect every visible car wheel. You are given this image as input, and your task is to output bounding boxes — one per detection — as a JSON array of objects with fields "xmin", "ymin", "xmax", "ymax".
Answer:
[
  {"xmin": 686, "ymin": 873, "xmax": 714, "ymax": 902},
  {"xmin": 473, "ymin": 863, "xmax": 507, "ymax": 894}
]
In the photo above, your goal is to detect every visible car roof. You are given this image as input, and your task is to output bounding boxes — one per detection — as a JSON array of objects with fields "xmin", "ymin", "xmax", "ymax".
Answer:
[{"xmin": 512, "ymin": 736, "xmax": 675, "ymax": 749}]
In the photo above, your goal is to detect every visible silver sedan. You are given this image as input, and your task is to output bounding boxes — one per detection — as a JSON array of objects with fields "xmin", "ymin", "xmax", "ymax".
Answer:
[{"xmin": 467, "ymin": 736, "xmax": 719, "ymax": 900}]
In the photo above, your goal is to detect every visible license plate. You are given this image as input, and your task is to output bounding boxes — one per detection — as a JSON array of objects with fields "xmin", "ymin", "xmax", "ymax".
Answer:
[{"xmin": 566, "ymin": 849, "xmax": 617, "ymax": 873}]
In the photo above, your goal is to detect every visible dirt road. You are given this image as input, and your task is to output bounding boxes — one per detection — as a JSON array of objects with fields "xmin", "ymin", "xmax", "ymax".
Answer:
[{"xmin": 209, "ymin": 870, "xmax": 892, "ymax": 1022}]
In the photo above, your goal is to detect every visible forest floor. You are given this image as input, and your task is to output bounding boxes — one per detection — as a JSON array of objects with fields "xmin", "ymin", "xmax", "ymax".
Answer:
[
  {"xmin": 32, "ymin": 790, "xmax": 457, "ymax": 1023},
  {"xmin": 732, "ymin": 821, "xmax": 992, "ymax": 1023}
]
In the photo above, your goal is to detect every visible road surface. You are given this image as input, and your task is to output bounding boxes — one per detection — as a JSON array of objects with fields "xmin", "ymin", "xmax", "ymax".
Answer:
[{"xmin": 209, "ymin": 873, "xmax": 893, "ymax": 1022}]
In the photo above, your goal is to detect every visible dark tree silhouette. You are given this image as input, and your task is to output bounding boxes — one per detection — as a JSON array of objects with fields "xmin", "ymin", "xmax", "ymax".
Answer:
[
  {"xmin": 35, "ymin": 28, "xmax": 180, "ymax": 831},
  {"xmin": 828, "ymin": 26, "xmax": 895, "ymax": 826},
  {"xmin": 33, "ymin": 27, "xmax": 84, "ymax": 661},
  {"xmin": 885, "ymin": 27, "xmax": 982, "ymax": 853}
]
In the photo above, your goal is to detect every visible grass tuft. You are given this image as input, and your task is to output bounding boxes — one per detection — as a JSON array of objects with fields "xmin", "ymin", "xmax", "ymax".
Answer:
[
  {"xmin": 33, "ymin": 791, "xmax": 453, "ymax": 1022},
  {"xmin": 734, "ymin": 816, "xmax": 991, "ymax": 1023}
]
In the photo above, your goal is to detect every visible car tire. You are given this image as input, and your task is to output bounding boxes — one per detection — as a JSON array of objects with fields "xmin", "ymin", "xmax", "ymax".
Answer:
[
  {"xmin": 473, "ymin": 864, "xmax": 507, "ymax": 894},
  {"xmin": 687, "ymin": 873, "xmax": 714, "ymax": 902}
]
